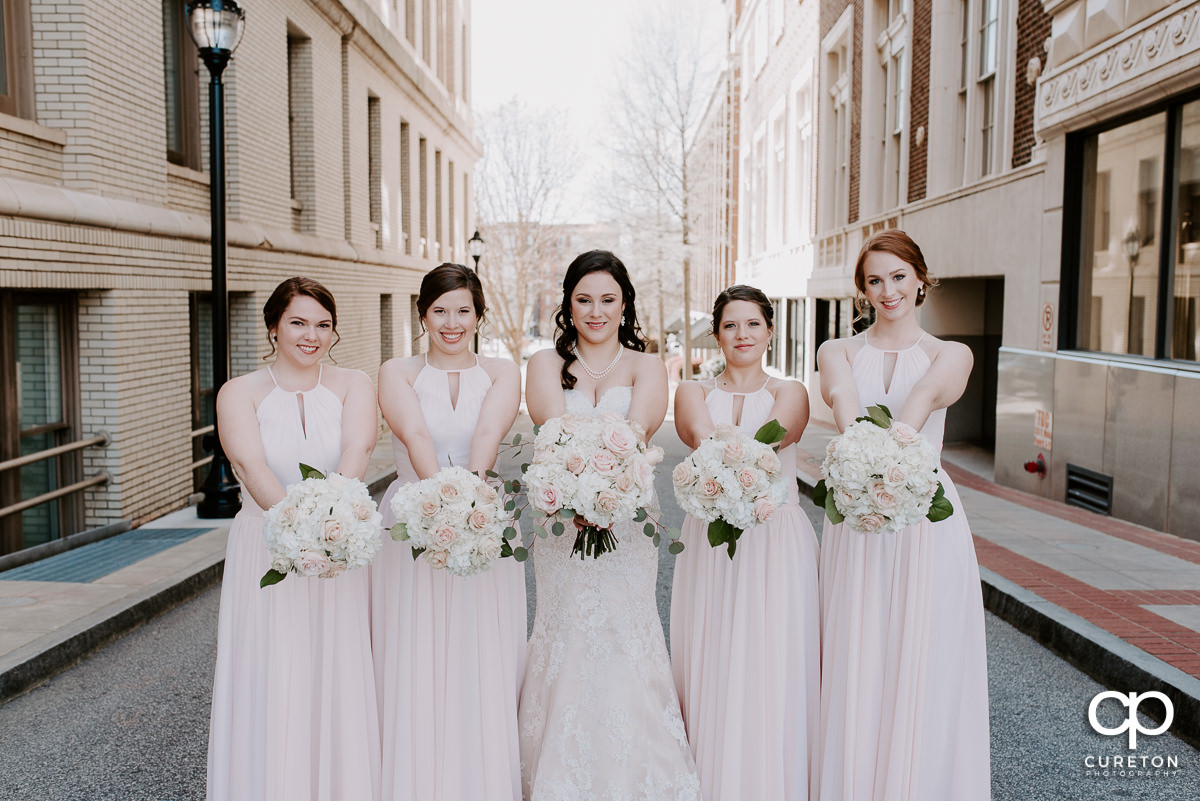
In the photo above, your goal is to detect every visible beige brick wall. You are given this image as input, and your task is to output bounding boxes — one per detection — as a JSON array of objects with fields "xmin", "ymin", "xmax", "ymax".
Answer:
[{"xmin": 1, "ymin": 0, "xmax": 480, "ymax": 536}]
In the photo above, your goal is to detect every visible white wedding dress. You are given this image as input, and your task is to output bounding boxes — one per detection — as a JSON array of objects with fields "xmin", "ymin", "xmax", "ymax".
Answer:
[{"xmin": 518, "ymin": 386, "xmax": 701, "ymax": 801}]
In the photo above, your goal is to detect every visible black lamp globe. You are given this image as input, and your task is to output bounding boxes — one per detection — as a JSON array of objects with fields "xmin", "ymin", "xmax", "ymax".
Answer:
[{"xmin": 468, "ymin": 229, "xmax": 485, "ymax": 270}]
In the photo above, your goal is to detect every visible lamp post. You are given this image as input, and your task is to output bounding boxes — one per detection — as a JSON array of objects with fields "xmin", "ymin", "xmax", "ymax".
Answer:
[
  {"xmin": 190, "ymin": 0, "xmax": 245, "ymax": 518},
  {"xmin": 1123, "ymin": 226, "xmax": 1141, "ymax": 356},
  {"xmin": 468, "ymin": 230, "xmax": 485, "ymax": 351}
]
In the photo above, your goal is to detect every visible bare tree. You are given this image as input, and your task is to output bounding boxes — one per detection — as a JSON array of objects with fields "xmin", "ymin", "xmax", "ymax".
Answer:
[
  {"xmin": 602, "ymin": 0, "xmax": 721, "ymax": 374},
  {"xmin": 475, "ymin": 99, "xmax": 577, "ymax": 362}
]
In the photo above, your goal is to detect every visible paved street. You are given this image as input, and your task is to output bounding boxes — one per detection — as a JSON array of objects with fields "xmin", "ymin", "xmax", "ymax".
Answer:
[{"xmin": 3, "ymin": 422, "xmax": 1200, "ymax": 799}]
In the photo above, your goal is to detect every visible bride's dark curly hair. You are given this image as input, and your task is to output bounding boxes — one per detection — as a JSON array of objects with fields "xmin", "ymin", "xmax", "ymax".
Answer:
[{"xmin": 553, "ymin": 250, "xmax": 647, "ymax": 390}]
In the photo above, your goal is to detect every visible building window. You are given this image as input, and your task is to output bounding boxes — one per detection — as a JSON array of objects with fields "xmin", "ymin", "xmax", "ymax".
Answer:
[
  {"xmin": 162, "ymin": 0, "xmax": 200, "ymax": 169},
  {"xmin": 977, "ymin": 0, "xmax": 999, "ymax": 177},
  {"xmin": 435, "ymin": 149, "xmax": 443, "ymax": 261},
  {"xmin": 793, "ymin": 82, "xmax": 813, "ymax": 242},
  {"xmin": 448, "ymin": 159, "xmax": 456, "ymax": 261},
  {"xmin": 772, "ymin": 111, "xmax": 787, "ymax": 248},
  {"xmin": 821, "ymin": 8, "xmax": 852, "ymax": 231},
  {"xmin": 0, "ymin": 0, "xmax": 32, "ymax": 119},
  {"xmin": 419, "ymin": 135, "xmax": 429, "ymax": 258},
  {"xmin": 1070, "ymin": 96, "xmax": 1200, "ymax": 362},
  {"xmin": 0, "ymin": 292, "xmax": 81, "ymax": 553},
  {"xmin": 381, "ymin": 294, "xmax": 394, "ymax": 361},
  {"xmin": 287, "ymin": 30, "xmax": 315, "ymax": 233},
  {"xmin": 189, "ymin": 293, "xmax": 214, "ymax": 493},
  {"xmin": 785, "ymin": 298, "xmax": 804, "ymax": 377},
  {"xmin": 368, "ymin": 95, "xmax": 382, "ymax": 249}
]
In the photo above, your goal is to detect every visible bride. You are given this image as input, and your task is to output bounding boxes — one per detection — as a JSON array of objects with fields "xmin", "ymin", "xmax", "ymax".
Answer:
[{"xmin": 518, "ymin": 250, "xmax": 701, "ymax": 800}]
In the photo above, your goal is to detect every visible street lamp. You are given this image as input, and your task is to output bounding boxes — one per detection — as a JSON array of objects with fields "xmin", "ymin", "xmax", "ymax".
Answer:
[
  {"xmin": 467, "ymin": 230, "xmax": 485, "ymax": 350},
  {"xmin": 1123, "ymin": 226, "xmax": 1141, "ymax": 356},
  {"xmin": 468, "ymin": 229, "xmax": 485, "ymax": 271},
  {"xmin": 190, "ymin": 0, "xmax": 245, "ymax": 519}
]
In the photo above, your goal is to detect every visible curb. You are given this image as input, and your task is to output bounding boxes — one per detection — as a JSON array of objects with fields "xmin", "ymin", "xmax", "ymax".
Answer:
[{"xmin": 794, "ymin": 475, "xmax": 1200, "ymax": 750}]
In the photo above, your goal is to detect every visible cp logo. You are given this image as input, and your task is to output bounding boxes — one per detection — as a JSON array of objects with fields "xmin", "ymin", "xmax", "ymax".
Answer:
[{"xmin": 1088, "ymin": 691, "xmax": 1174, "ymax": 749}]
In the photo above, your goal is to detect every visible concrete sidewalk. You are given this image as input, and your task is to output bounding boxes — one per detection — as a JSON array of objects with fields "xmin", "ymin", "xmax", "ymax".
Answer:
[
  {"xmin": 795, "ymin": 421, "xmax": 1200, "ymax": 748},
  {"xmin": 0, "ymin": 432, "xmax": 398, "ymax": 703}
]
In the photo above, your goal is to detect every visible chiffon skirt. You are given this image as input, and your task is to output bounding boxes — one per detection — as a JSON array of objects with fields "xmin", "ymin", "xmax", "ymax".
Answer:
[
  {"xmin": 370, "ymin": 479, "xmax": 527, "ymax": 801},
  {"xmin": 670, "ymin": 503, "xmax": 820, "ymax": 801},
  {"xmin": 207, "ymin": 508, "xmax": 381, "ymax": 801},
  {"xmin": 816, "ymin": 474, "xmax": 991, "ymax": 801}
]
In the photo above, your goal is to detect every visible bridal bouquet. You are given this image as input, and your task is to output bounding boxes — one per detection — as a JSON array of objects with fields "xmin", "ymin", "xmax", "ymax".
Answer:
[
  {"xmin": 672, "ymin": 419, "xmax": 788, "ymax": 558},
  {"xmin": 390, "ymin": 466, "xmax": 517, "ymax": 578},
  {"xmin": 260, "ymin": 464, "xmax": 383, "ymax": 587},
  {"xmin": 523, "ymin": 412, "xmax": 664, "ymax": 558},
  {"xmin": 813, "ymin": 405, "xmax": 953, "ymax": 534}
]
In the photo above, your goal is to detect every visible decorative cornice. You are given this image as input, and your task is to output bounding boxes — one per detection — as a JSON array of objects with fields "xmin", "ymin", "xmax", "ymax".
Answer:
[{"xmin": 1037, "ymin": 3, "xmax": 1200, "ymax": 134}]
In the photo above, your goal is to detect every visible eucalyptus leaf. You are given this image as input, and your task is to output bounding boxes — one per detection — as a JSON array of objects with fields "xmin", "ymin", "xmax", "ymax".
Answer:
[
  {"xmin": 512, "ymin": 432, "xmax": 522, "ymax": 445},
  {"xmin": 390, "ymin": 522, "xmax": 409, "ymax": 542},
  {"xmin": 668, "ymin": 541, "xmax": 685, "ymax": 555},
  {"xmin": 644, "ymin": 522, "xmax": 655, "ymax": 537},
  {"xmin": 514, "ymin": 546, "xmax": 529, "ymax": 562},
  {"xmin": 485, "ymin": 469, "xmax": 500, "ymax": 479},
  {"xmin": 505, "ymin": 499, "xmax": 516, "ymax": 511},
  {"xmin": 503, "ymin": 526, "xmax": 517, "ymax": 539},
  {"xmin": 260, "ymin": 569, "xmax": 287, "ymax": 588},
  {"xmin": 513, "ymin": 508, "xmax": 522, "ymax": 520},
  {"xmin": 551, "ymin": 521, "xmax": 565, "ymax": 536},
  {"xmin": 634, "ymin": 508, "xmax": 647, "ymax": 522},
  {"xmin": 824, "ymin": 490, "xmax": 845, "ymax": 524},
  {"xmin": 652, "ymin": 532, "xmax": 661, "ymax": 547}
]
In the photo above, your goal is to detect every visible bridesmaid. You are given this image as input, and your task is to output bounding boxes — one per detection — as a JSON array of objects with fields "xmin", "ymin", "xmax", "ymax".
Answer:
[
  {"xmin": 370, "ymin": 263, "xmax": 526, "ymax": 801},
  {"xmin": 815, "ymin": 230, "xmax": 990, "ymax": 801},
  {"xmin": 670, "ymin": 284, "xmax": 820, "ymax": 801},
  {"xmin": 207, "ymin": 277, "xmax": 381, "ymax": 801}
]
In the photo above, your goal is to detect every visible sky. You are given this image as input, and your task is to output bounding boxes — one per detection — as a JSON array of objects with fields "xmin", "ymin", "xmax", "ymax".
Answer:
[{"xmin": 471, "ymin": 0, "xmax": 725, "ymax": 222}]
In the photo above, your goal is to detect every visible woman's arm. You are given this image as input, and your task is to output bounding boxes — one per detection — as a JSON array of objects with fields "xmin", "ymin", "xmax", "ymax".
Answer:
[
  {"xmin": 673, "ymin": 381, "xmax": 714, "ymax": 450},
  {"xmin": 525, "ymin": 349, "xmax": 567, "ymax": 425},
  {"xmin": 335, "ymin": 369, "xmax": 378, "ymax": 480},
  {"xmin": 764, "ymin": 380, "xmax": 810, "ymax": 449},
  {"xmin": 378, "ymin": 358, "xmax": 441, "ymax": 480},
  {"xmin": 467, "ymin": 358, "xmax": 521, "ymax": 474},
  {"xmin": 216, "ymin": 376, "xmax": 286, "ymax": 510},
  {"xmin": 817, "ymin": 340, "xmax": 861, "ymax": 433},
  {"xmin": 628, "ymin": 353, "xmax": 668, "ymax": 440},
  {"xmin": 896, "ymin": 341, "xmax": 973, "ymax": 431}
]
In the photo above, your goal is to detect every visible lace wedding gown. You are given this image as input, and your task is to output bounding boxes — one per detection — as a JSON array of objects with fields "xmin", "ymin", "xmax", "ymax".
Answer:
[{"xmin": 518, "ymin": 386, "xmax": 701, "ymax": 801}]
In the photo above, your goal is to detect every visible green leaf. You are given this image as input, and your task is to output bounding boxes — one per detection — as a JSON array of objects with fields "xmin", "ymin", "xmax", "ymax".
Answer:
[
  {"xmin": 512, "ymin": 432, "xmax": 522, "ymax": 446},
  {"xmin": 725, "ymin": 537, "xmax": 737, "ymax": 559},
  {"xmin": 513, "ymin": 508, "xmax": 522, "ymax": 520},
  {"xmin": 669, "ymin": 540, "xmax": 685, "ymax": 555},
  {"xmin": 707, "ymin": 518, "xmax": 735, "ymax": 549},
  {"xmin": 532, "ymin": 423, "xmax": 542, "ymax": 436},
  {"xmin": 753, "ymin": 419, "xmax": 787, "ymax": 446},
  {"xmin": 561, "ymin": 508, "xmax": 576, "ymax": 520},
  {"xmin": 411, "ymin": 546, "xmax": 426, "ymax": 561},
  {"xmin": 503, "ymin": 526, "xmax": 517, "ymax": 539},
  {"xmin": 824, "ymin": 488, "xmax": 845, "ymax": 524},
  {"xmin": 927, "ymin": 484, "xmax": 955, "ymax": 522},
  {"xmin": 877, "ymin": 403, "xmax": 893, "ymax": 419},
  {"xmin": 652, "ymin": 532, "xmax": 661, "ymax": 547},
  {"xmin": 505, "ymin": 499, "xmax": 516, "ymax": 511},
  {"xmin": 510, "ymin": 478, "xmax": 522, "ymax": 493},
  {"xmin": 551, "ymin": 521, "xmax": 565, "ymax": 536},
  {"xmin": 298, "ymin": 462, "xmax": 325, "ymax": 480},
  {"xmin": 514, "ymin": 546, "xmax": 529, "ymax": 562},
  {"xmin": 485, "ymin": 469, "xmax": 500, "ymax": 479},
  {"xmin": 644, "ymin": 522, "xmax": 655, "ymax": 537},
  {"xmin": 390, "ymin": 522, "xmax": 409, "ymax": 541},
  {"xmin": 634, "ymin": 508, "xmax": 647, "ymax": 522},
  {"xmin": 500, "ymin": 540, "xmax": 514, "ymax": 558},
  {"xmin": 812, "ymin": 478, "xmax": 828, "ymax": 509},
  {"xmin": 536, "ymin": 526, "xmax": 549, "ymax": 538},
  {"xmin": 260, "ymin": 568, "xmax": 287, "ymax": 588},
  {"xmin": 520, "ymin": 463, "xmax": 530, "ymax": 473}
]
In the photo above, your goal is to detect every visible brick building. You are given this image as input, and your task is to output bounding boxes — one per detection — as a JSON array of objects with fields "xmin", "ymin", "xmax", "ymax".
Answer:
[{"xmin": 0, "ymin": 0, "xmax": 479, "ymax": 555}]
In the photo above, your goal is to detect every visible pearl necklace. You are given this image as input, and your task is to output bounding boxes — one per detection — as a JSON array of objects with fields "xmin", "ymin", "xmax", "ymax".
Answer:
[{"xmin": 572, "ymin": 344, "xmax": 623, "ymax": 380}]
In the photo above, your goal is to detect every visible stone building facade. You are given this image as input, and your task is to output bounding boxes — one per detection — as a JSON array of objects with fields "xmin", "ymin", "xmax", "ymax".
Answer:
[{"xmin": 0, "ymin": 0, "xmax": 479, "ymax": 554}]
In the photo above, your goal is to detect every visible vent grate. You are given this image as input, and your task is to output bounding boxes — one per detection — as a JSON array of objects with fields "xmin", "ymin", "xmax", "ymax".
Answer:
[{"xmin": 1065, "ymin": 463, "xmax": 1113, "ymax": 516}]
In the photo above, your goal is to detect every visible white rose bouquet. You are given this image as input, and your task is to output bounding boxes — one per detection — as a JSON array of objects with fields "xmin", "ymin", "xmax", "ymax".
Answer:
[
  {"xmin": 672, "ymin": 419, "xmax": 788, "ymax": 558},
  {"xmin": 522, "ymin": 412, "xmax": 671, "ymax": 559},
  {"xmin": 389, "ymin": 466, "xmax": 517, "ymax": 578},
  {"xmin": 260, "ymin": 463, "xmax": 383, "ymax": 587},
  {"xmin": 813, "ymin": 404, "xmax": 954, "ymax": 534}
]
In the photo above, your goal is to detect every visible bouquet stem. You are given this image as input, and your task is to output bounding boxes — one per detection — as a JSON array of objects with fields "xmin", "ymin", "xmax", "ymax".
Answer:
[{"xmin": 571, "ymin": 524, "xmax": 619, "ymax": 559}]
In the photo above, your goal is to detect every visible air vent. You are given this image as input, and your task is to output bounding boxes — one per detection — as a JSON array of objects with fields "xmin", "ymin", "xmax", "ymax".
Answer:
[{"xmin": 1065, "ymin": 463, "xmax": 1113, "ymax": 516}]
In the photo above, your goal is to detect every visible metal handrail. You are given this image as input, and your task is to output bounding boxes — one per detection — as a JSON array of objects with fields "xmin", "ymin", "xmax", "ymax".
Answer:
[
  {"xmin": 191, "ymin": 455, "xmax": 214, "ymax": 471},
  {"xmin": 0, "ymin": 472, "xmax": 110, "ymax": 519},
  {"xmin": 0, "ymin": 433, "xmax": 109, "ymax": 474},
  {"xmin": 191, "ymin": 425, "xmax": 214, "ymax": 439}
]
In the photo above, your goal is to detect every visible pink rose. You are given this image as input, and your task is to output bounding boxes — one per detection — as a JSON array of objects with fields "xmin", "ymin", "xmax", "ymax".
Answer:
[
  {"xmin": 352, "ymin": 502, "xmax": 374, "ymax": 522},
  {"xmin": 672, "ymin": 461, "xmax": 696, "ymax": 488},
  {"xmin": 736, "ymin": 468, "xmax": 757, "ymax": 489},
  {"xmin": 565, "ymin": 453, "xmax": 587, "ymax": 475},
  {"xmin": 434, "ymin": 525, "xmax": 458, "ymax": 546},
  {"xmin": 419, "ymin": 497, "xmax": 439, "ymax": 518},
  {"xmin": 722, "ymin": 439, "xmax": 746, "ymax": 465},
  {"xmin": 296, "ymin": 549, "xmax": 331, "ymax": 577},
  {"xmin": 559, "ymin": 415, "xmax": 580, "ymax": 434},
  {"xmin": 426, "ymin": 550, "xmax": 448, "ymax": 569},
  {"xmin": 615, "ymin": 470, "xmax": 636, "ymax": 493},
  {"xmin": 754, "ymin": 497, "xmax": 777, "ymax": 523},
  {"xmin": 645, "ymin": 445, "xmax": 664, "ymax": 466},
  {"xmin": 699, "ymin": 478, "xmax": 722, "ymax": 500},
  {"xmin": 756, "ymin": 450, "xmax": 781, "ymax": 475},
  {"xmin": 857, "ymin": 513, "xmax": 885, "ymax": 533},
  {"xmin": 277, "ymin": 504, "xmax": 299, "ymax": 528},
  {"xmin": 468, "ymin": 508, "xmax": 492, "ymax": 530},
  {"xmin": 533, "ymin": 483, "xmax": 562, "ymax": 513},
  {"xmin": 591, "ymin": 449, "xmax": 618, "ymax": 475},
  {"xmin": 438, "ymin": 482, "xmax": 460, "ymax": 503},
  {"xmin": 636, "ymin": 460, "xmax": 655, "ymax": 489},
  {"xmin": 321, "ymin": 563, "xmax": 346, "ymax": 579},
  {"xmin": 321, "ymin": 517, "xmax": 347, "ymax": 545},
  {"xmin": 603, "ymin": 422, "xmax": 638, "ymax": 458},
  {"xmin": 836, "ymin": 489, "xmax": 856, "ymax": 509},
  {"xmin": 477, "ymin": 535, "xmax": 503, "ymax": 562},
  {"xmin": 475, "ymin": 482, "xmax": 497, "ymax": 504},
  {"xmin": 884, "ymin": 464, "xmax": 907, "ymax": 485},
  {"xmin": 890, "ymin": 422, "xmax": 920, "ymax": 445},
  {"xmin": 596, "ymin": 490, "xmax": 621, "ymax": 513},
  {"xmin": 868, "ymin": 482, "xmax": 898, "ymax": 514}
]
